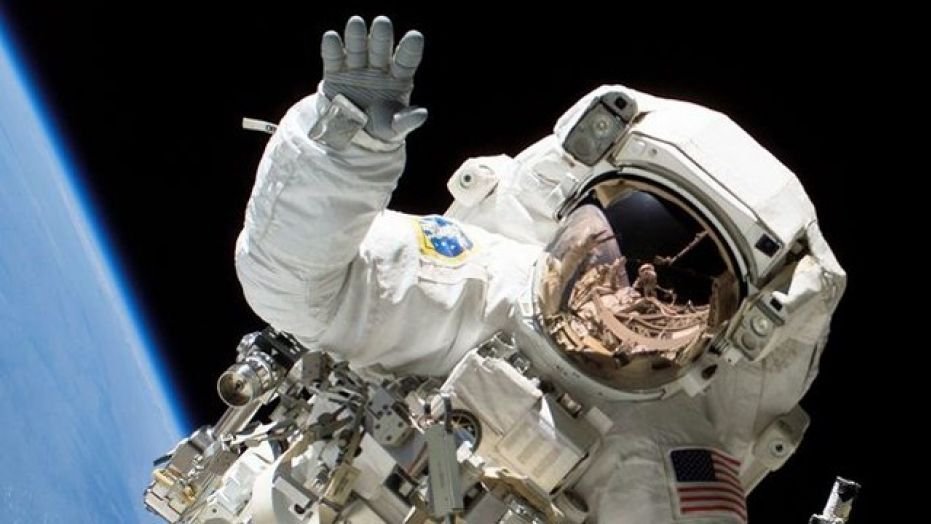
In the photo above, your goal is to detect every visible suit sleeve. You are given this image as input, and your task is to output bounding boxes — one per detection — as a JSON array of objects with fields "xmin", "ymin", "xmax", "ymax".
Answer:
[{"xmin": 234, "ymin": 93, "xmax": 406, "ymax": 342}]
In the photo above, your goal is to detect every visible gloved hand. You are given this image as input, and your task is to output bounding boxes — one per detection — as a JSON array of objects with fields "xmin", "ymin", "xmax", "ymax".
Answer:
[{"xmin": 320, "ymin": 16, "xmax": 427, "ymax": 143}]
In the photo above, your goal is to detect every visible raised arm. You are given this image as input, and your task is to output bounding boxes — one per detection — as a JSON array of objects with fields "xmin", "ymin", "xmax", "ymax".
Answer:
[{"xmin": 235, "ymin": 16, "xmax": 427, "ymax": 341}]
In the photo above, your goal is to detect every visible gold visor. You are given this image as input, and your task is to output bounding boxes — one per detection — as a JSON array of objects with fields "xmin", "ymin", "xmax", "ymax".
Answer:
[{"xmin": 537, "ymin": 185, "xmax": 740, "ymax": 393}]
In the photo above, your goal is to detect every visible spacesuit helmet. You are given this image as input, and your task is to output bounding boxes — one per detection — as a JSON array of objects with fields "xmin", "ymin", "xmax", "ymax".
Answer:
[
  {"xmin": 519, "ymin": 84, "xmax": 831, "ymax": 403},
  {"xmin": 535, "ymin": 179, "xmax": 741, "ymax": 397}
]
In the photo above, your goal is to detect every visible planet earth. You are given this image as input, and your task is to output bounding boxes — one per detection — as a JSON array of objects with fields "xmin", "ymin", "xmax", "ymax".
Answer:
[{"xmin": 0, "ymin": 21, "xmax": 185, "ymax": 523}]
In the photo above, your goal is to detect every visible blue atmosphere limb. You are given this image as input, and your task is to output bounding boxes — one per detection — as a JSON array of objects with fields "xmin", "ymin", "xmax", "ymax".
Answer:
[
  {"xmin": 0, "ymin": 14, "xmax": 190, "ymax": 435},
  {"xmin": 1, "ymin": 11, "xmax": 189, "ymax": 523}
]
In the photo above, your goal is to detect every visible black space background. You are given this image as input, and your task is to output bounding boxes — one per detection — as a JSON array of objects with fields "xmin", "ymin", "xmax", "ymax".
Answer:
[{"xmin": 2, "ymin": 3, "xmax": 892, "ymax": 522}]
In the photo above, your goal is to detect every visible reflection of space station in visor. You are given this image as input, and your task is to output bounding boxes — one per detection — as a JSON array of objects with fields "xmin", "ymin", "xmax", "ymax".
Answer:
[
  {"xmin": 539, "ymin": 191, "xmax": 732, "ymax": 394},
  {"xmin": 145, "ymin": 74, "xmax": 853, "ymax": 522}
]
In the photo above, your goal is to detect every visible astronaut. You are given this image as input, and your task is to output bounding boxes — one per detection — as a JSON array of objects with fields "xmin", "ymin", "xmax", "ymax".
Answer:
[{"xmin": 233, "ymin": 15, "xmax": 846, "ymax": 523}]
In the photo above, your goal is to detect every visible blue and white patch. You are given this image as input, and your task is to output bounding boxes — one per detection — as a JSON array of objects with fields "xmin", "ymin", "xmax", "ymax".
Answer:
[{"xmin": 414, "ymin": 215, "xmax": 473, "ymax": 263}]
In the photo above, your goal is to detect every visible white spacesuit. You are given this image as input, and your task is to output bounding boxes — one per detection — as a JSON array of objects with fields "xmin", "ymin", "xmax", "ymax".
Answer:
[{"xmin": 232, "ymin": 16, "xmax": 845, "ymax": 523}]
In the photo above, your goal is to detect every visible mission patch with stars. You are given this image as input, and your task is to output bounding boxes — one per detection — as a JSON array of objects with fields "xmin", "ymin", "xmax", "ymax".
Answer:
[{"xmin": 414, "ymin": 215, "xmax": 473, "ymax": 263}]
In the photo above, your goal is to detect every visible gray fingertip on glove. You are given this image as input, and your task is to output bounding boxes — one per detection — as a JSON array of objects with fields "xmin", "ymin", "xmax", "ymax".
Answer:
[{"xmin": 320, "ymin": 16, "xmax": 427, "ymax": 143}]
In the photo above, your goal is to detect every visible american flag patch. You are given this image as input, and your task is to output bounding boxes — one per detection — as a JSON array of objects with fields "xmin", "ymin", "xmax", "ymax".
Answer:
[{"xmin": 668, "ymin": 447, "xmax": 747, "ymax": 522}]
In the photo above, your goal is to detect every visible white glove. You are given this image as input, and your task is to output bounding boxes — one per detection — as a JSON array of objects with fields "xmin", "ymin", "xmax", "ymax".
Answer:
[{"xmin": 320, "ymin": 16, "xmax": 427, "ymax": 143}]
